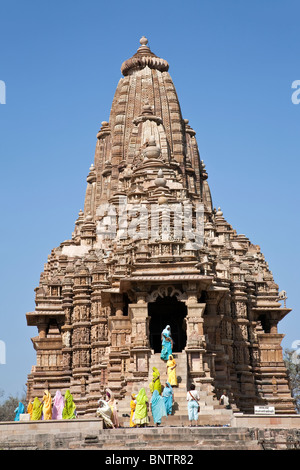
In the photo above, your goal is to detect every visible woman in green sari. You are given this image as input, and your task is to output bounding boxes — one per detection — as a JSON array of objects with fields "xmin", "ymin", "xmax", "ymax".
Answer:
[
  {"xmin": 31, "ymin": 397, "xmax": 43, "ymax": 421},
  {"xmin": 149, "ymin": 367, "xmax": 162, "ymax": 395},
  {"xmin": 62, "ymin": 390, "xmax": 77, "ymax": 419},
  {"xmin": 134, "ymin": 388, "xmax": 149, "ymax": 427}
]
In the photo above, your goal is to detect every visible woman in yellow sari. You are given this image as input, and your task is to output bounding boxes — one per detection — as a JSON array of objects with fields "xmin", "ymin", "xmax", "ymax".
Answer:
[
  {"xmin": 130, "ymin": 393, "xmax": 137, "ymax": 427},
  {"xmin": 27, "ymin": 401, "xmax": 33, "ymax": 419},
  {"xmin": 42, "ymin": 390, "xmax": 52, "ymax": 420},
  {"xmin": 149, "ymin": 367, "xmax": 162, "ymax": 394},
  {"xmin": 167, "ymin": 355, "xmax": 178, "ymax": 386}
]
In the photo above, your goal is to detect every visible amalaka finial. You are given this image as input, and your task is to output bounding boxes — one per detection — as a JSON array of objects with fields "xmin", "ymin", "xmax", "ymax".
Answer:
[
  {"xmin": 139, "ymin": 36, "xmax": 148, "ymax": 46},
  {"xmin": 121, "ymin": 36, "xmax": 169, "ymax": 76}
]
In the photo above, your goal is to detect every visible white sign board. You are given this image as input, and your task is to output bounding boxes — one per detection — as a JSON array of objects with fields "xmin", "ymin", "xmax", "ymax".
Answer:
[
  {"xmin": 254, "ymin": 406, "xmax": 275, "ymax": 415},
  {"xmin": 19, "ymin": 414, "xmax": 31, "ymax": 421}
]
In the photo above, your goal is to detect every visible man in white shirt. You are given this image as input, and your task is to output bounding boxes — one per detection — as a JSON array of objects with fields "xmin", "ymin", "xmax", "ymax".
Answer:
[
  {"xmin": 219, "ymin": 390, "xmax": 230, "ymax": 409},
  {"xmin": 187, "ymin": 384, "xmax": 200, "ymax": 426}
]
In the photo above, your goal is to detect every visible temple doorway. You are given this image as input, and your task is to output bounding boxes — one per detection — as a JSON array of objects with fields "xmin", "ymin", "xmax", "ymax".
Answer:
[{"xmin": 148, "ymin": 295, "xmax": 187, "ymax": 353}]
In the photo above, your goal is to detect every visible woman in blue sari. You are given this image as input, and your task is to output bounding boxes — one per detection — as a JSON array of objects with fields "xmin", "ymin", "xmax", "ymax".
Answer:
[
  {"xmin": 14, "ymin": 402, "xmax": 25, "ymax": 421},
  {"xmin": 160, "ymin": 325, "xmax": 173, "ymax": 361},
  {"xmin": 162, "ymin": 382, "xmax": 174, "ymax": 415},
  {"xmin": 150, "ymin": 390, "xmax": 167, "ymax": 426}
]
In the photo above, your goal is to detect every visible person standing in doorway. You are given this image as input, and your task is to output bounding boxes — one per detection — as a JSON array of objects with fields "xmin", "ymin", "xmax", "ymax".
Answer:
[{"xmin": 160, "ymin": 325, "xmax": 173, "ymax": 360}]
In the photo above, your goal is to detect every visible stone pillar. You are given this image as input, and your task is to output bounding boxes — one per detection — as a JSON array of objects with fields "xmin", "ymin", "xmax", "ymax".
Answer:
[
  {"xmin": 231, "ymin": 281, "xmax": 256, "ymax": 413},
  {"xmin": 86, "ymin": 263, "xmax": 110, "ymax": 414},
  {"xmin": 201, "ymin": 290, "xmax": 228, "ymax": 395},
  {"xmin": 70, "ymin": 265, "xmax": 91, "ymax": 415},
  {"xmin": 37, "ymin": 322, "xmax": 47, "ymax": 339},
  {"xmin": 61, "ymin": 277, "xmax": 73, "ymax": 376},
  {"xmin": 185, "ymin": 292, "xmax": 207, "ymax": 388},
  {"xmin": 129, "ymin": 299, "xmax": 151, "ymax": 382},
  {"xmin": 106, "ymin": 293, "xmax": 132, "ymax": 398}
]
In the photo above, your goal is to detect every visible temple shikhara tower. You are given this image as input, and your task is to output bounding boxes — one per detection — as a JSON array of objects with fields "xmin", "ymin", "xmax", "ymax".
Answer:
[{"xmin": 26, "ymin": 37, "xmax": 296, "ymax": 419}]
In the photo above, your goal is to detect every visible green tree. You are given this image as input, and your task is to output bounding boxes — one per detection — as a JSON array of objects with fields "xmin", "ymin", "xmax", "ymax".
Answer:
[
  {"xmin": 283, "ymin": 349, "xmax": 300, "ymax": 413},
  {"xmin": 0, "ymin": 389, "xmax": 27, "ymax": 421}
]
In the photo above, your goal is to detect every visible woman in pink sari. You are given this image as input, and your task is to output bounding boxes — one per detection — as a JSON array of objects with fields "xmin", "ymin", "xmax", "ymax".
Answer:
[{"xmin": 52, "ymin": 390, "xmax": 64, "ymax": 420}]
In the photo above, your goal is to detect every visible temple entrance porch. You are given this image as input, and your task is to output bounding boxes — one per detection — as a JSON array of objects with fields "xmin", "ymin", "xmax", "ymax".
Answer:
[
  {"xmin": 148, "ymin": 295, "xmax": 187, "ymax": 353},
  {"xmin": 106, "ymin": 277, "xmax": 216, "ymax": 417}
]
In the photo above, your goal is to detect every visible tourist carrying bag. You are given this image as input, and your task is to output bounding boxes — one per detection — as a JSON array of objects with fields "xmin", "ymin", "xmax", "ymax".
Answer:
[{"xmin": 189, "ymin": 391, "xmax": 200, "ymax": 412}]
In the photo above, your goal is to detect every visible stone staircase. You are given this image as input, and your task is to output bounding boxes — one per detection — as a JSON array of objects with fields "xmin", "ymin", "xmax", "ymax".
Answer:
[
  {"xmin": 117, "ymin": 352, "xmax": 233, "ymax": 427},
  {"xmin": 69, "ymin": 426, "xmax": 263, "ymax": 450},
  {"xmin": 0, "ymin": 420, "xmax": 263, "ymax": 450}
]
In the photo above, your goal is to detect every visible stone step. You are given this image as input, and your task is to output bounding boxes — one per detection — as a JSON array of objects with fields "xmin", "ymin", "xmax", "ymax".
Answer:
[
  {"xmin": 150, "ymin": 366, "xmax": 186, "ymax": 372},
  {"xmin": 0, "ymin": 420, "xmax": 264, "ymax": 450},
  {"xmin": 150, "ymin": 360, "xmax": 187, "ymax": 367},
  {"xmin": 149, "ymin": 352, "xmax": 187, "ymax": 365},
  {"xmin": 118, "ymin": 403, "xmax": 233, "ymax": 427},
  {"xmin": 119, "ymin": 414, "xmax": 232, "ymax": 428},
  {"xmin": 83, "ymin": 428, "xmax": 248, "ymax": 441},
  {"xmin": 148, "ymin": 353, "xmax": 187, "ymax": 386},
  {"xmin": 68, "ymin": 426, "xmax": 262, "ymax": 450},
  {"xmin": 152, "ymin": 360, "xmax": 187, "ymax": 366}
]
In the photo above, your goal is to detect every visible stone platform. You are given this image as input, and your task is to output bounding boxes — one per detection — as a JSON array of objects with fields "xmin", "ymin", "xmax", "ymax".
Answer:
[{"xmin": 1, "ymin": 415, "xmax": 300, "ymax": 450}]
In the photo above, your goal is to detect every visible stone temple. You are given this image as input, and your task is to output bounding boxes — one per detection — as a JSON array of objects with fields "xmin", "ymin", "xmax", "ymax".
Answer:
[{"xmin": 26, "ymin": 37, "xmax": 296, "ymax": 419}]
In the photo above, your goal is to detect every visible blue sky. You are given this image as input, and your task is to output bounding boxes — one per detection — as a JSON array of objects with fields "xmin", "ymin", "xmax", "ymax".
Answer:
[{"xmin": 0, "ymin": 0, "xmax": 299, "ymax": 398}]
